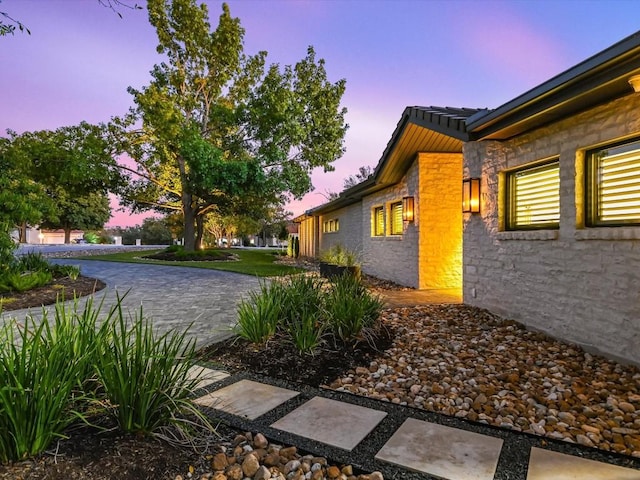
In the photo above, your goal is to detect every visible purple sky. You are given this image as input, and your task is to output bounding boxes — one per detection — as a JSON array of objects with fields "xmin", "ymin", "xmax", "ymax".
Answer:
[{"xmin": 2, "ymin": 0, "xmax": 640, "ymax": 227}]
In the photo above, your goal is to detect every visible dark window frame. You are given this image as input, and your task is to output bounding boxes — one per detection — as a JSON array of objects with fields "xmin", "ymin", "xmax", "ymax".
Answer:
[
  {"xmin": 505, "ymin": 160, "xmax": 560, "ymax": 231},
  {"xmin": 585, "ymin": 137, "xmax": 640, "ymax": 227}
]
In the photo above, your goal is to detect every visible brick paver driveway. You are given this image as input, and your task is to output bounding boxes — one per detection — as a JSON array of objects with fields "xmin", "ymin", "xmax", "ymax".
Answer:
[{"xmin": 2, "ymin": 259, "xmax": 262, "ymax": 348}]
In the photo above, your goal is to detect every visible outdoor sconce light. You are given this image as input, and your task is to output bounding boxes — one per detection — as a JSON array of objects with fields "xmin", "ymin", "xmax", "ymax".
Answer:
[
  {"xmin": 462, "ymin": 178, "xmax": 481, "ymax": 213},
  {"xmin": 629, "ymin": 74, "xmax": 640, "ymax": 93},
  {"xmin": 402, "ymin": 196, "xmax": 415, "ymax": 222}
]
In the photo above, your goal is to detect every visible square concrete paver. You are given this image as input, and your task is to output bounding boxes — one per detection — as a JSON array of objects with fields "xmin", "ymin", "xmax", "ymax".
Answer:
[
  {"xmin": 375, "ymin": 418, "xmax": 503, "ymax": 480},
  {"xmin": 270, "ymin": 396, "xmax": 387, "ymax": 451},
  {"xmin": 527, "ymin": 447, "xmax": 640, "ymax": 479},
  {"xmin": 193, "ymin": 380, "xmax": 299, "ymax": 420},
  {"xmin": 186, "ymin": 365, "xmax": 229, "ymax": 390}
]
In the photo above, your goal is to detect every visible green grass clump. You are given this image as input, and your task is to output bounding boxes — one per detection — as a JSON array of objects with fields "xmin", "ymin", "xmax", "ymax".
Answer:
[
  {"xmin": 0, "ymin": 296, "xmax": 213, "ymax": 464},
  {"xmin": 234, "ymin": 273, "xmax": 383, "ymax": 354},
  {"xmin": 324, "ymin": 273, "xmax": 384, "ymax": 341},
  {"xmin": 95, "ymin": 302, "xmax": 203, "ymax": 436},
  {"xmin": 0, "ymin": 270, "xmax": 52, "ymax": 293}
]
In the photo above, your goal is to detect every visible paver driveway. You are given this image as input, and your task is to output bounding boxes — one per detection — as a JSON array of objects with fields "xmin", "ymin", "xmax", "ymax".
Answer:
[{"xmin": 1, "ymin": 260, "xmax": 262, "ymax": 348}]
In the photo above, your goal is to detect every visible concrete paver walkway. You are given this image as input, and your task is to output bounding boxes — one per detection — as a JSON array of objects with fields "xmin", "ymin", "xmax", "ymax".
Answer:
[
  {"xmin": 1, "ymin": 260, "xmax": 262, "ymax": 348},
  {"xmin": 192, "ymin": 368, "xmax": 640, "ymax": 480}
]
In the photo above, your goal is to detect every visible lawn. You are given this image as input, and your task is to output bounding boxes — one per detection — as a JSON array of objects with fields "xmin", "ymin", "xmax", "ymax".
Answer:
[{"xmin": 76, "ymin": 248, "xmax": 303, "ymax": 277}]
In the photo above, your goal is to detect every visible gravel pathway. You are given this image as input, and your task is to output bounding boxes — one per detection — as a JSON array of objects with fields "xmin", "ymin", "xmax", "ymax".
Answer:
[{"xmin": 329, "ymin": 304, "xmax": 640, "ymax": 458}]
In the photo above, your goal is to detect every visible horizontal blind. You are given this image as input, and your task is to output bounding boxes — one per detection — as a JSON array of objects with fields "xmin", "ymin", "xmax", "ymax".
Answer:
[
  {"xmin": 597, "ymin": 144, "xmax": 640, "ymax": 222},
  {"xmin": 512, "ymin": 162, "xmax": 560, "ymax": 227},
  {"xmin": 374, "ymin": 207, "xmax": 384, "ymax": 236},
  {"xmin": 391, "ymin": 202, "xmax": 403, "ymax": 234}
]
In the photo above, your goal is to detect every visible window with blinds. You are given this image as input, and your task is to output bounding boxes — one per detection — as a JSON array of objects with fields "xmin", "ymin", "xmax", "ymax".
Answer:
[
  {"xmin": 390, "ymin": 201, "xmax": 403, "ymax": 235},
  {"xmin": 587, "ymin": 139, "xmax": 640, "ymax": 226},
  {"xmin": 373, "ymin": 206, "xmax": 384, "ymax": 236},
  {"xmin": 323, "ymin": 218, "xmax": 339, "ymax": 233},
  {"xmin": 506, "ymin": 161, "xmax": 560, "ymax": 230}
]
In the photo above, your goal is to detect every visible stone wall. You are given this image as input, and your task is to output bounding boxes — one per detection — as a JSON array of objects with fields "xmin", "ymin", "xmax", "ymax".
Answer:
[
  {"xmin": 417, "ymin": 152, "xmax": 463, "ymax": 289},
  {"xmin": 318, "ymin": 203, "xmax": 363, "ymax": 258},
  {"xmin": 361, "ymin": 160, "xmax": 420, "ymax": 287},
  {"xmin": 463, "ymin": 93, "xmax": 640, "ymax": 365}
]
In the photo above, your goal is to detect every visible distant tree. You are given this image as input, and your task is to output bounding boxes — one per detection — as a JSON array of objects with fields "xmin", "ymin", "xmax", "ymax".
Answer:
[
  {"xmin": 343, "ymin": 165, "xmax": 373, "ymax": 190},
  {"xmin": 140, "ymin": 217, "xmax": 172, "ymax": 245},
  {"xmin": 114, "ymin": 0, "xmax": 347, "ymax": 252},
  {"xmin": 40, "ymin": 190, "xmax": 111, "ymax": 244},
  {"xmin": 1, "ymin": 123, "xmax": 121, "ymax": 242}
]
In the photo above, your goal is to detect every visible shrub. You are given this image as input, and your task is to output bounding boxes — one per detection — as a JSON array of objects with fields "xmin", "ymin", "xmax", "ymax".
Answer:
[
  {"xmin": 319, "ymin": 244, "xmax": 360, "ymax": 267},
  {"xmin": 0, "ymin": 270, "xmax": 52, "ymax": 293},
  {"xmin": 17, "ymin": 252, "xmax": 50, "ymax": 272},
  {"xmin": 49, "ymin": 264, "xmax": 81, "ymax": 280},
  {"xmin": 234, "ymin": 281, "xmax": 284, "ymax": 343},
  {"xmin": 83, "ymin": 232, "xmax": 99, "ymax": 244},
  {"xmin": 0, "ymin": 296, "xmax": 213, "ymax": 464},
  {"xmin": 324, "ymin": 273, "xmax": 384, "ymax": 341},
  {"xmin": 94, "ymin": 302, "xmax": 205, "ymax": 436},
  {"xmin": 234, "ymin": 273, "xmax": 382, "ymax": 354},
  {"xmin": 0, "ymin": 301, "xmax": 101, "ymax": 463}
]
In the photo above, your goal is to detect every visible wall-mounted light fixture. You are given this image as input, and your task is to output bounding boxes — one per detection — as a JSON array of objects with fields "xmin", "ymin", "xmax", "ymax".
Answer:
[
  {"xmin": 462, "ymin": 178, "xmax": 481, "ymax": 213},
  {"xmin": 629, "ymin": 74, "xmax": 640, "ymax": 93},
  {"xmin": 402, "ymin": 196, "xmax": 415, "ymax": 222}
]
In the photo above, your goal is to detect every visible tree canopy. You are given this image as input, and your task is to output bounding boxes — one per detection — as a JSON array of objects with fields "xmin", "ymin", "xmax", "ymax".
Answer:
[
  {"xmin": 343, "ymin": 165, "xmax": 373, "ymax": 190},
  {"xmin": 0, "ymin": 123, "xmax": 120, "ymax": 243},
  {"xmin": 114, "ymin": 0, "xmax": 347, "ymax": 250}
]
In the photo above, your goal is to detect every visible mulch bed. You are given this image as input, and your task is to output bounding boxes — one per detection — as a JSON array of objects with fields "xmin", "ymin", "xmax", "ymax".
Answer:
[
  {"xmin": 198, "ymin": 326, "xmax": 394, "ymax": 387},
  {"xmin": 143, "ymin": 250, "xmax": 236, "ymax": 262},
  {"xmin": 0, "ymin": 275, "xmax": 106, "ymax": 312}
]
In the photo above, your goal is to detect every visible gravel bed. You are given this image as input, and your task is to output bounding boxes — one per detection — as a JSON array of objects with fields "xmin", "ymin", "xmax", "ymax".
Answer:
[
  {"xmin": 328, "ymin": 304, "xmax": 640, "ymax": 458},
  {"xmin": 39, "ymin": 246, "xmax": 161, "ymax": 258}
]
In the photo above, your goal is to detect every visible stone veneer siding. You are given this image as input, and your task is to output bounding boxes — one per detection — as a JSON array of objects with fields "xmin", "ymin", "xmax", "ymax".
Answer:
[
  {"xmin": 463, "ymin": 93, "xmax": 640, "ymax": 366},
  {"xmin": 318, "ymin": 203, "xmax": 363, "ymax": 258},
  {"xmin": 417, "ymin": 152, "xmax": 463, "ymax": 289},
  {"xmin": 361, "ymin": 161, "xmax": 420, "ymax": 287}
]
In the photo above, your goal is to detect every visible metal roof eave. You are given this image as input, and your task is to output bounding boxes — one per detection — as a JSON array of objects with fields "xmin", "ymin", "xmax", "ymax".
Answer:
[{"xmin": 467, "ymin": 30, "xmax": 640, "ymax": 140}]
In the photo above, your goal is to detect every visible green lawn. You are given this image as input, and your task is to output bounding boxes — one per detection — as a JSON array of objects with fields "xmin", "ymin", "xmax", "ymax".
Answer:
[{"xmin": 76, "ymin": 248, "xmax": 303, "ymax": 277}]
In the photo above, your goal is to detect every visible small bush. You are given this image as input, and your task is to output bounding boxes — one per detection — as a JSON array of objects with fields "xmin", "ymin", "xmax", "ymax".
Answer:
[
  {"xmin": 0, "ymin": 270, "xmax": 52, "ymax": 293},
  {"xmin": 48, "ymin": 263, "xmax": 81, "ymax": 280},
  {"xmin": 17, "ymin": 252, "xmax": 50, "ymax": 272},
  {"xmin": 235, "ymin": 273, "xmax": 382, "ymax": 354},
  {"xmin": 95, "ymin": 302, "xmax": 204, "ymax": 436},
  {"xmin": 324, "ymin": 273, "xmax": 384, "ymax": 341},
  {"xmin": 234, "ymin": 282, "xmax": 283, "ymax": 343},
  {"xmin": 319, "ymin": 244, "xmax": 360, "ymax": 267},
  {"xmin": 0, "ymin": 301, "xmax": 101, "ymax": 463}
]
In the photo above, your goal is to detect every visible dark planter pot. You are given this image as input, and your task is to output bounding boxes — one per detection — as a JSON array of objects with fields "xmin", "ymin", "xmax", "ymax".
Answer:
[{"xmin": 319, "ymin": 262, "xmax": 361, "ymax": 280}]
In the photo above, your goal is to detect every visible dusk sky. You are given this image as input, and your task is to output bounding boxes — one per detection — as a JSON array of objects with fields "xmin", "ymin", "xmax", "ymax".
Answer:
[{"xmin": 2, "ymin": 0, "xmax": 640, "ymax": 227}]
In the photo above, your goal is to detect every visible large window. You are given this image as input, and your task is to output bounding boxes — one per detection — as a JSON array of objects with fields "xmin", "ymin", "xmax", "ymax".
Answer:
[
  {"xmin": 389, "ymin": 201, "xmax": 403, "ymax": 235},
  {"xmin": 586, "ymin": 138, "xmax": 640, "ymax": 226},
  {"xmin": 506, "ymin": 160, "xmax": 560, "ymax": 230},
  {"xmin": 372, "ymin": 206, "xmax": 384, "ymax": 236}
]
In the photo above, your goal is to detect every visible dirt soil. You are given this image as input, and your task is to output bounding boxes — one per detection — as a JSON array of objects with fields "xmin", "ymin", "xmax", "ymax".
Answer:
[{"xmin": 0, "ymin": 275, "xmax": 106, "ymax": 312}]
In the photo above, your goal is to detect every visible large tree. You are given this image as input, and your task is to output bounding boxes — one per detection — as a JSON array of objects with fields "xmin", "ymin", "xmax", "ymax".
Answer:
[
  {"xmin": 115, "ymin": 0, "xmax": 347, "ymax": 251},
  {"xmin": 1, "ymin": 123, "xmax": 121, "ymax": 242},
  {"xmin": 40, "ymin": 189, "xmax": 111, "ymax": 244}
]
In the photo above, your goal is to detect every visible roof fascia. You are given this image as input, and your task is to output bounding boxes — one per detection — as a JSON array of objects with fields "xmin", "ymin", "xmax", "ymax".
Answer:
[{"xmin": 467, "ymin": 31, "xmax": 640, "ymax": 139}]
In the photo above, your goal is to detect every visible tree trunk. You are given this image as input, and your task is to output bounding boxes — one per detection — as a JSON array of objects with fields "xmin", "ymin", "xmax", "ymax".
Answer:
[
  {"xmin": 19, "ymin": 222, "xmax": 27, "ymax": 243},
  {"xmin": 195, "ymin": 215, "xmax": 204, "ymax": 250},
  {"xmin": 182, "ymin": 194, "xmax": 196, "ymax": 251},
  {"xmin": 64, "ymin": 228, "xmax": 72, "ymax": 244}
]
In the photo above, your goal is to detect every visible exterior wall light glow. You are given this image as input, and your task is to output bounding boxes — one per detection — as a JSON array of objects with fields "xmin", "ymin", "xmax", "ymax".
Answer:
[
  {"xmin": 402, "ymin": 196, "xmax": 415, "ymax": 222},
  {"xmin": 462, "ymin": 178, "xmax": 481, "ymax": 213},
  {"xmin": 629, "ymin": 75, "xmax": 640, "ymax": 93}
]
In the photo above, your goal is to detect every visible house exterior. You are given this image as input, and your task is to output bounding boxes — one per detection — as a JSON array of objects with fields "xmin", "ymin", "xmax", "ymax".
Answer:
[{"xmin": 297, "ymin": 31, "xmax": 640, "ymax": 366}]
